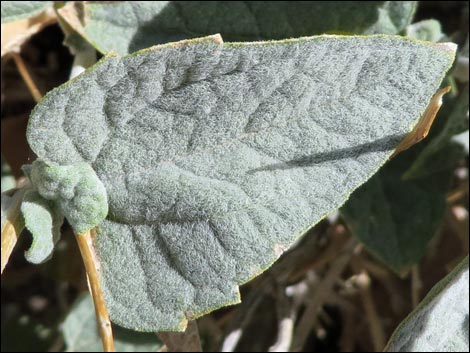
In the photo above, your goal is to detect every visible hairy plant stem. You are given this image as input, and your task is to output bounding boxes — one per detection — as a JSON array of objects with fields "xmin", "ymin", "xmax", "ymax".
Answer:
[{"xmin": 76, "ymin": 229, "xmax": 115, "ymax": 352}]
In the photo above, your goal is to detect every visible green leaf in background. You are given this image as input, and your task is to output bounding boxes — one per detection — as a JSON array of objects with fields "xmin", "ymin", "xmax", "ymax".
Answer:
[
  {"xmin": 341, "ymin": 142, "xmax": 465, "ymax": 274},
  {"xmin": 453, "ymin": 36, "xmax": 469, "ymax": 83},
  {"xmin": 1, "ymin": 156, "xmax": 15, "ymax": 192},
  {"xmin": 26, "ymin": 34, "xmax": 455, "ymax": 331},
  {"xmin": 404, "ymin": 85, "xmax": 469, "ymax": 179},
  {"xmin": 385, "ymin": 256, "xmax": 469, "ymax": 352},
  {"xmin": 20, "ymin": 190, "xmax": 63, "ymax": 264},
  {"xmin": 450, "ymin": 37, "xmax": 469, "ymax": 153},
  {"xmin": 405, "ymin": 19, "xmax": 444, "ymax": 42},
  {"xmin": 58, "ymin": 1, "xmax": 417, "ymax": 55},
  {"xmin": 63, "ymin": 294, "xmax": 162, "ymax": 352},
  {"xmin": 0, "ymin": 1, "xmax": 54, "ymax": 23}
]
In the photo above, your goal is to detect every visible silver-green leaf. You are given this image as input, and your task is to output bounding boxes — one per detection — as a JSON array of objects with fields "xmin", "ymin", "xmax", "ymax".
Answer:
[
  {"xmin": 0, "ymin": 1, "xmax": 53, "ymax": 23},
  {"xmin": 385, "ymin": 256, "xmax": 469, "ymax": 352},
  {"xmin": 27, "ymin": 35, "xmax": 456, "ymax": 331},
  {"xmin": 58, "ymin": 1, "xmax": 417, "ymax": 55},
  {"xmin": 20, "ymin": 189, "xmax": 63, "ymax": 264}
]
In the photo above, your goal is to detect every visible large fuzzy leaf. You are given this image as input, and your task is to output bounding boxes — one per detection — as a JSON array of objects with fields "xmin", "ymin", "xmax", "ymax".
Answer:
[
  {"xmin": 27, "ymin": 35, "xmax": 455, "ymax": 331},
  {"xmin": 63, "ymin": 294, "xmax": 162, "ymax": 352},
  {"xmin": 385, "ymin": 256, "xmax": 469, "ymax": 352},
  {"xmin": 0, "ymin": 1, "xmax": 53, "ymax": 23},
  {"xmin": 58, "ymin": 1, "xmax": 417, "ymax": 55}
]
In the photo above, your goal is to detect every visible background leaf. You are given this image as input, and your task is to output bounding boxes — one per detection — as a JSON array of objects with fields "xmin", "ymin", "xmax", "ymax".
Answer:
[
  {"xmin": 405, "ymin": 19, "xmax": 444, "ymax": 42},
  {"xmin": 26, "ymin": 34, "xmax": 456, "ymax": 331},
  {"xmin": 341, "ymin": 142, "xmax": 465, "ymax": 274},
  {"xmin": 0, "ymin": 1, "xmax": 54, "ymax": 24},
  {"xmin": 58, "ymin": 1, "xmax": 417, "ymax": 55},
  {"xmin": 385, "ymin": 256, "xmax": 469, "ymax": 352},
  {"xmin": 63, "ymin": 293, "xmax": 162, "ymax": 352},
  {"xmin": 453, "ymin": 36, "xmax": 468, "ymax": 83}
]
